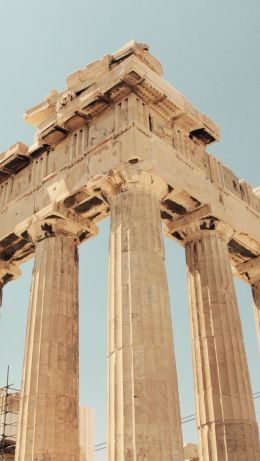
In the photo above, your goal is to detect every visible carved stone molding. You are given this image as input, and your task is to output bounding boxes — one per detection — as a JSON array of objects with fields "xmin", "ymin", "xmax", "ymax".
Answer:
[{"xmin": 55, "ymin": 90, "xmax": 76, "ymax": 112}]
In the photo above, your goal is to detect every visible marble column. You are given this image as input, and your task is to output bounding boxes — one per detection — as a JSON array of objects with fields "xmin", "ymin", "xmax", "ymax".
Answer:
[
  {"xmin": 251, "ymin": 187, "xmax": 260, "ymax": 352},
  {"xmin": 184, "ymin": 220, "xmax": 260, "ymax": 461},
  {"xmin": 15, "ymin": 212, "xmax": 95, "ymax": 461},
  {"xmin": 105, "ymin": 172, "xmax": 184, "ymax": 461},
  {"xmin": 252, "ymin": 278, "xmax": 260, "ymax": 353},
  {"xmin": 236, "ymin": 256, "xmax": 260, "ymax": 354}
]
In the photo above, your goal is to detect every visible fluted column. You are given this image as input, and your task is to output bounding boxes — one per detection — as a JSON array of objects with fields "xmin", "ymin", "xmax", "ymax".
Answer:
[
  {"xmin": 251, "ymin": 187, "xmax": 260, "ymax": 352},
  {"xmin": 15, "ymin": 210, "xmax": 96, "ymax": 461},
  {"xmin": 104, "ymin": 168, "xmax": 184, "ymax": 461},
  {"xmin": 252, "ymin": 279, "xmax": 260, "ymax": 353},
  {"xmin": 236, "ymin": 256, "xmax": 260, "ymax": 354},
  {"xmin": 183, "ymin": 220, "xmax": 260, "ymax": 460}
]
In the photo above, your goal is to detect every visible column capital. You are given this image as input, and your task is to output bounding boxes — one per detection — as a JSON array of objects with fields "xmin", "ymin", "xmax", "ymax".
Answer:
[
  {"xmin": 235, "ymin": 255, "xmax": 260, "ymax": 285},
  {"xmin": 101, "ymin": 164, "xmax": 168, "ymax": 203},
  {"xmin": 166, "ymin": 204, "xmax": 234, "ymax": 244},
  {"xmin": 27, "ymin": 204, "xmax": 98, "ymax": 244}
]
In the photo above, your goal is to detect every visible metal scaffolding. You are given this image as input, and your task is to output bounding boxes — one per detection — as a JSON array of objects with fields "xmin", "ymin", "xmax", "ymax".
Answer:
[{"xmin": 0, "ymin": 367, "xmax": 19, "ymax": 461}]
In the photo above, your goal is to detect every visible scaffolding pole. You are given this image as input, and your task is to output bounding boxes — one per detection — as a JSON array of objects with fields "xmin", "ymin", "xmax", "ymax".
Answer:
[{"xmin": 0, "ymin": 367, "xmax": 19, "ymax": 461}]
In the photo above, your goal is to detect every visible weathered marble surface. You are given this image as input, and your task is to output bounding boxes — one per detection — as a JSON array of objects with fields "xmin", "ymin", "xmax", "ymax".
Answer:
[
  {"xmin": 107, "ymin": 175, "xmax": 184, "ymax": 460},
  {"xmin": 185, "ymin": 221, "xmax": 260, "ymax": 461}
]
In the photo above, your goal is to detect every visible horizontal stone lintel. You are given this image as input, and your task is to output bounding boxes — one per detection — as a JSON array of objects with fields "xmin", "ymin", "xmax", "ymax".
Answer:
[
  {"xmin": 166, "ymin": 204, "xmax": 212, "ymax": 233},
  {"xmin": 235, "ymin": 255, "xmax": 260, "ymax": 284},
  {"xmin": 0, "ymin": 125, "xmax": 259, "ymax": 282}
]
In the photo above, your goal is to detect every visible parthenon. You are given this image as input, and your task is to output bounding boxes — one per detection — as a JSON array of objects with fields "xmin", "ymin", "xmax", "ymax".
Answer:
[{"xmin": 0, "ymin": 41, "xmax": 259, "ymax": 460}]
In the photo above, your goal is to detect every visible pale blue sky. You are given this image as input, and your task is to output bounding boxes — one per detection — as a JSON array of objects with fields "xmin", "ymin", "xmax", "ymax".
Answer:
[{"xmin": 0, "ymin": 1, "xmax": 259, "ymax": 459}]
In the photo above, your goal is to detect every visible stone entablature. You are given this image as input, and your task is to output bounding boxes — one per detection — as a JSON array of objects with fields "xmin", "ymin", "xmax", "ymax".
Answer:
[{"xmin": 0, "ymin": 41, "xmax": 259, "ymax": 282}]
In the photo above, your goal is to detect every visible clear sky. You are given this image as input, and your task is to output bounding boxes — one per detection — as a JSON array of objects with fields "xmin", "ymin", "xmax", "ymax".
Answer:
[{"xmin": 0, "ymin": 1, "xmax": 259, "ymax": 459}]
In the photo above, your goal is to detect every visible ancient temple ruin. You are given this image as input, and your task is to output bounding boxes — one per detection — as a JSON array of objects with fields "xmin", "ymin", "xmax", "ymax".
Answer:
[{"xmin": 0, "ymin": 41, "xmax": 259, "ymax": 460}]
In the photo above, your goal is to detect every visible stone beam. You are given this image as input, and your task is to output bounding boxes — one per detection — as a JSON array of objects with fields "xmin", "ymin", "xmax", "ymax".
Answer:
[
  {"xmin": 235, "ymin": 255, "xmax": 260, "ymax": 285},
  {"xmin": 166, "ymin": 204, "xmax": 212, "ymax": 233},
  {"xmin": 0, "ymin": 126, "xmax": 259, "ymax": 272}
]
